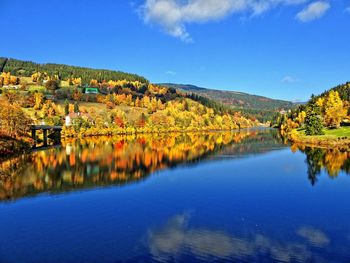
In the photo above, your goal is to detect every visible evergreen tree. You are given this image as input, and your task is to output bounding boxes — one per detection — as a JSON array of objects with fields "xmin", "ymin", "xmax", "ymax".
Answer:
[
  {"xmin": 74, "ymin": 102, "xmax": 79, "ymax": 113},
  {"xmin": 305, "ymin": 106, "xmax": 324, "ymax": 136},
  {"xmin": 64, "ymin": 99, "xmax": 69, "ymax": 115}
]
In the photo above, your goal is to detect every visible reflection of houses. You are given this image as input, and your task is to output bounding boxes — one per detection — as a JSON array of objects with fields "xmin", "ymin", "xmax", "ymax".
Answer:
[{"xmin": 65, "ymin": 112, "xmax": 92, "ymax": 126}]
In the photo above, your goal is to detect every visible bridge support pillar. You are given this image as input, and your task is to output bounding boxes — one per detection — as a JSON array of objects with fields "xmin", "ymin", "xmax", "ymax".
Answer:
[
  {"xmin": 32, "ymin": 129, "xmax": 37, "ymax": 147},
  {"xmin": 43, "ymin": 129, "xmax": 48, "ymax": 146}
]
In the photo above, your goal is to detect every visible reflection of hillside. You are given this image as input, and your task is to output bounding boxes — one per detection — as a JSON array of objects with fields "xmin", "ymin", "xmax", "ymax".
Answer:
[
  {"xmin": 0, "ymin": 130, "xmax": 280, "ymax": 201},
  {"xmin": 212, "ymin": 129, "xmax": 286, "ymax": 159},
  {"xmin": 292, "ymin": 144, "xmax": 350, "ymax": 185}
]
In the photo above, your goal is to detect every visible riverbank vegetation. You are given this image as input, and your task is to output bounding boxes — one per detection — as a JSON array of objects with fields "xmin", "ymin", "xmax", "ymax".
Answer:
[
  {"xmin": 0, "ymin": 58, "xmax": 259, "ymax": 155},
  {"xmin": 273, "ymin": 82, "xmax": 350, "ymax": 147},
  {"xmin": 0, "ymin": 98, "xmax": 32, "ymax": 158},
  {"xmin": 0, "ymin": 130, "xmax": 263, "ymax": 200}
]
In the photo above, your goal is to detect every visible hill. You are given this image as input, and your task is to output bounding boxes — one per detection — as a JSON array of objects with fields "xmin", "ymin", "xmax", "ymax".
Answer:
[
  {"xmin": 159, "ymin": 83, "xmax": 296, "ymax": 122},
  {"xmin": 0, "ymin": 57, "xmax": 148, "ymax": 84},
  {"xmin": 0, "ymin": 58, "xmax": 259, "ymax": 151},
  {"xmin": 159, "ymin": 83, "xmax": 294, "ymax": 110}
]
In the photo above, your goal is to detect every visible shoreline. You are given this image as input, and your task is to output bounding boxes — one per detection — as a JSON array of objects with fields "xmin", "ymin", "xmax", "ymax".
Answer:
[
  {"xmin": 61, "ymin": 126, "xmax": 265, "ymax": 138},
  {"xmin": 285, "ymin": 129, "xmax": 350, "ymax": 150},
  {"xmin": 1, "ymin": 127, "xmax": 264, "ymax": 161}
]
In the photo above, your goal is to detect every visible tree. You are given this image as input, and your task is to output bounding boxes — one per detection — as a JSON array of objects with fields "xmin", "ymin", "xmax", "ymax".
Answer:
[
  {"xmin": 305, "ymin": 106, "xmax": 324, "ymax": 136},
  {"xmin": 34, "ymin": 92, "xmax": 44, "ymax": 110},
  {"xmin": 90, "ymin": 79, "xmax": 99, "ymax": 87},
  {"xmin": 69, "ymin": 103, "xmax": 75, "ymax": 113},
  {"xmin": 74, "ymin": 102, "xmax": 80, "ymax": 113},
  {"xmin": 0, "ymin": 99, "xmax": 31, "ymax": 137},
  {"xmin": 45, "ymin": 79, "xmax": 59, "ymax": 92},
  {"xmin": 64, "ymin": 99, "xmax": 69, "ymax": 115},
  {"xmin": 323, "ymin": 90, "xmax": 347, "ymax": 128},
  {"xmin": 72, "ymin": 89, "xmax": 82, "ymax": 101},
  {"xmin": 31, "ymin": 72, "xmax": 41, "ymax": 82}
]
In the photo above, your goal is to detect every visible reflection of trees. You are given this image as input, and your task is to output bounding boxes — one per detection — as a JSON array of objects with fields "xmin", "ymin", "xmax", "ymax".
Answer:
[
  {"xmin": 294, "ymin": 145, "xmax": 350, "ymax": 185},
  {"xmin": 0, "ymin": 130, "xmax": 280, "ymax": 201}
]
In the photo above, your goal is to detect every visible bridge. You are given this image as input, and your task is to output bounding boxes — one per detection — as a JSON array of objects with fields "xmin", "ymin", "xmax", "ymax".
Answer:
[{"xmin": 31, "ymin": 125, "xmax": 62, "ymax": 148}]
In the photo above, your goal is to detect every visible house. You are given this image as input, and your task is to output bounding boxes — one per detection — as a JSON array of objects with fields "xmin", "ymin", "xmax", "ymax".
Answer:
[
  {"xmin": 65, "ymin": 112, "xmax": 93, "ymax": 126},
  {"xmin": 84, "ymin": 87, "xmax": 99, "ymax": 94}
]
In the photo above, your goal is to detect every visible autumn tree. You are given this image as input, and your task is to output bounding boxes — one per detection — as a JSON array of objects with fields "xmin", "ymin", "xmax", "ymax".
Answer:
[
  {"xmin": 72, "ymin": 88, "xmax": 82, "ymax": 101},
  {"xmin": 31, "ymin": 72, "xmax": 41, "ymax": 82},
  {"xmin": 0, "ymin": 99, "xmax": 31, "ymax": 137},
  {"xmin": 1, "ymin": 72, "xmax": 11, "ymax": 85},
  {"xmin": 34, "ymin": 92, "xmax": 44, "ymax": 110},
  {"xmin": 90, "ymin": 79, "xmax": 99, "ymax": 87},
  {"xmin": 68, "ymin": 103, "xmax": 75, "ymax": 113},
  {"xmin": 323, "ymin": 90, "xmax": 347, "ymax": 128},
  {"xmin": 45, "ymin": 79, "xmax": 59, "ymax": 92}
]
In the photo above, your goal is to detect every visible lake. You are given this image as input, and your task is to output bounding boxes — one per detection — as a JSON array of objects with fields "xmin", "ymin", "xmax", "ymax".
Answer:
[{"xmin": 0, "ymin": 129, "xmax": 350, "ymax": 262}]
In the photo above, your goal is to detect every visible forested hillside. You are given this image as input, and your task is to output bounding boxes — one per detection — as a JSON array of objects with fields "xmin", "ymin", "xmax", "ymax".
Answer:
[
  {"xmin": 0, "ymin": 57, "xmax": 148, "ymax": 84},
  {"xmin": 160, "ymin": 83, "xmax": 294, "ymax": 110},
  {"xmin": 0, "ymin": 58, "xmax": 259, "ymax": 153},
  {"xmin": 159, "ymin": 83, "xmax": 296, "ymax": 122}
]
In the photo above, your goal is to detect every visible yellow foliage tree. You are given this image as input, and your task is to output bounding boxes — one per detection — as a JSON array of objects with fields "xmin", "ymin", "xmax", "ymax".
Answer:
[
  {"xmin": 1, "ymin": 72, "xmax": 11, "ymax": 85},
  {"xmin": 90, "ymin": 79, "xmax": 99, "ymax": 87},
  {"xmin": 324, "ymin": 91, "xmax": 347, "ymax": 128}
]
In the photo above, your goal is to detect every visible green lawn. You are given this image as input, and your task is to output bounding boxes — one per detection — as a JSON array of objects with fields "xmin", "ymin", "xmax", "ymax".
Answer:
[
  {"xmin": 323, "ymin": 127, "xmax": 350, "ymax": 137},
  {"xmin": 296, "ymin": 126, "xmax": 350, "ymax": 141},
  {"xmin": 28, "ymin": 85, "xmax": 46, "ymax": 92}
]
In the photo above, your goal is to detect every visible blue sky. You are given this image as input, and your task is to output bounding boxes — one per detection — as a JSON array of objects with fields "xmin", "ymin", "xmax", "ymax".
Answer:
[{"xmin": 1, "ymin": 0, "xmax": 349, "ymax": 101}]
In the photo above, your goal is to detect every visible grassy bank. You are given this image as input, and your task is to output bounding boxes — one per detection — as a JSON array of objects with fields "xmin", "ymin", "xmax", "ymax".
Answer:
[{"xmin": 289, "ymin": 127, "xmax": 350, "ymax": 149}]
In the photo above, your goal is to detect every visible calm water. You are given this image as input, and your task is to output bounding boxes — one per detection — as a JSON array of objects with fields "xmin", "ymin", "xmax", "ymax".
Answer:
[{"xmin": 0, "ymin": 129, "xmax": 350, "ymax": 262}]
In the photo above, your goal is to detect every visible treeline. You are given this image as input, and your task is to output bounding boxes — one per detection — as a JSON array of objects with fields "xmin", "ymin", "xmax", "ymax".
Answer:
[
  {"xmin": 62, "ymin": 98, "xmax": 257, "ymax": 137},
  {"xmin": 309, "ymin": 82, "xmax": 350, "ymax": 105},
  {"xmin": 0, "ymin": 57, "xmax": 148, "ymax": 84}
]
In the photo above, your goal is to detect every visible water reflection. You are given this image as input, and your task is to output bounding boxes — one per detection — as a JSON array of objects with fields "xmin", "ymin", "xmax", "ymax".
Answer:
[
  {"xmin": 148, "ymin": 214, "xmax": 332, "ymax": 262},
  {"xmin": 1, "ymin": 129, "xmax": 350, "ymax": 201},
  {"xmin": 0, "ymin": 130, "xmax": 284, "ymax": 201},
  {"xmin": 292, "ymin": 145, "xmax": 350, "ymax": 185}
]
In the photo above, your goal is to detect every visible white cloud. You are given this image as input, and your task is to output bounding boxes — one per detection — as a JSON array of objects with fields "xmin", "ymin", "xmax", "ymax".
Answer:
[
  {"xmin": 166, "ymin": 70, "xmax": 177, "ymax": 75},
  {"xmin": 282, "ymin": 75, "xmax": 299, "ymax": 83},
  {"xmin": 141, "ymin": 0, "xmax": 309, "ymax": 41},
  {"xmin": 296, "ymin": 1, "xmax": 330, "ymax": 22}
]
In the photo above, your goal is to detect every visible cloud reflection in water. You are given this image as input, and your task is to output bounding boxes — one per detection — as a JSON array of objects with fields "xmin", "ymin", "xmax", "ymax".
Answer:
[{"xmin": 148, "ymin": 214, "xmax": 330, "ymax": 262}]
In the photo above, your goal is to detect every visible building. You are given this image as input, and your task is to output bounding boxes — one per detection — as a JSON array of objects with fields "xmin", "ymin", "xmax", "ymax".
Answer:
[
  {"xmin": 84, "ymin": 87, "xmax": 99, "ymax": 94},
  {"xmin": 65, "ymin": 112, "xmax": 93, "ymax": 126}
]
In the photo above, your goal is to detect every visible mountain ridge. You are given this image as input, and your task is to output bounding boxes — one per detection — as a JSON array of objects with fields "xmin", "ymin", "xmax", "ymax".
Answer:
[{"xmin": 158, "ymin": 83, "xmax": 294, "ymax": 110}]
